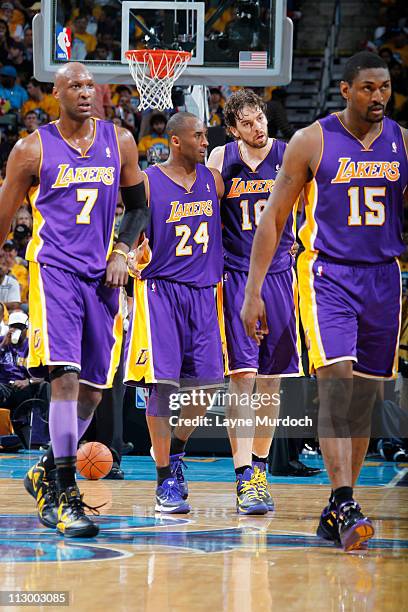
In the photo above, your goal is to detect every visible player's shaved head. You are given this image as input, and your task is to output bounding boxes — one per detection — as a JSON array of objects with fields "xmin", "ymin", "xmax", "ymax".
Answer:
[
  {"xmin": 53, "ymin": 62, "xmax": 95, "ymax": 122},
  {"xmin": 166, "ymin": 112, "xmax": 200, "ymax": 137},
  {"xmin": 54, "ymin": 62, "xmax": 93, "ymax": 88},
  {"xmin": 165, "ymin": 111, "xmax": 208, "ymax": 164}
]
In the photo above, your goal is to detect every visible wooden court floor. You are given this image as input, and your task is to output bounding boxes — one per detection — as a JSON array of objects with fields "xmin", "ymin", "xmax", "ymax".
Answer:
[{"xmin": 0, "ymin": 455, "xmax": 407, "ymax": 612}]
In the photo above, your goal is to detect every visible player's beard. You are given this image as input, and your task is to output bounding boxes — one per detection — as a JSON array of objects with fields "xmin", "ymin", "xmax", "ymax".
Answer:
[
  {"xmin": 241, "ymin": 132, "xmax": 268, "ymax": 149},
  {"xmin": 365, "ymin": 104, "xmax": 385, "ymax": 123}
]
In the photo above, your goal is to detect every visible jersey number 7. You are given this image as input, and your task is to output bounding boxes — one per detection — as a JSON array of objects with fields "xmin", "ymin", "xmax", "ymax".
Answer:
[{"xmin": 76, "ymin": 189, "xmax": 98, "ymax": 224}]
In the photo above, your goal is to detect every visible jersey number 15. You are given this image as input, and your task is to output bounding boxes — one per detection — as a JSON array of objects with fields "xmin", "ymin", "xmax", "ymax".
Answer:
[{"xmin": 347, "ymin": 186, "xmax": 385, "ymax": 226}]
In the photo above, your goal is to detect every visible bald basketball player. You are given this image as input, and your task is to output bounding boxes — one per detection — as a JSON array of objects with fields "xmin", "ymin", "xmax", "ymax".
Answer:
[
  {"xmin": 125, "ymin": 112, "xmax": 225, "ymax": 514},
  {"xmin": 0, "ymin": 62, "xmax": 149, "ymax": 538}
]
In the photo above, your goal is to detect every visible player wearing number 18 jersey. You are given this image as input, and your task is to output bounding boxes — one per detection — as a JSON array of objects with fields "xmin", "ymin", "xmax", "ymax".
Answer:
[{"xmin": 208, "ymin": 90, "xmax": 303, "ymax": 516}]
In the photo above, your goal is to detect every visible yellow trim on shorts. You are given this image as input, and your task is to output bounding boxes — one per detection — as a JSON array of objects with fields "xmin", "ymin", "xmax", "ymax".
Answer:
[
  {"xmin": 297, "ymin": 250, "xmax": 328, "ymax": 371},
  {"xmin": 124, "ymin": 279, "xmax": 156, "ymax": 384},
  {"xmin": 216, "ymin": 281, "xmax": 229, "ymax": 376},
  {"xmin": 392, "ymin": 259, "xmax": 403, "ymax": 379},
  {"xmin": 229, "ymin": 368, "xmax": 258, "ymax": 375},
  {"xmin": 292, "ymin": 267, "xmax": 304, "ymax": 376},
  {"xmin": 298, "ymin": 178, "xmax": 319, "ymax": 253},
  {"xmin": 105, "ymin": 290, "xmax": 124, "ymax": 388},
  {"xmin": 79, "ymin": 379, "xmax": 112, "ymax": 389},
  {"xmin": 27, "ymin": 262, "xmax": 51, "ymax": 369}
]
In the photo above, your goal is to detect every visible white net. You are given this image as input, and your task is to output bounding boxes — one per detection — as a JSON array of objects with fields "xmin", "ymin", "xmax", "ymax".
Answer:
[{"xmin": 125, "ymin": 50, "xmax": 191, "ymax": 111}]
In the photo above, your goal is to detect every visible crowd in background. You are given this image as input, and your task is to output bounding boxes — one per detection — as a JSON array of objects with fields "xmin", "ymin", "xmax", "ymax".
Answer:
[
  {"xmin": 0, "ymin": 0, "xmax": 406, "ymax": 332},
  {"xmin": 0, "ymin": 0, "xmax": 407, "ymax": 459}
]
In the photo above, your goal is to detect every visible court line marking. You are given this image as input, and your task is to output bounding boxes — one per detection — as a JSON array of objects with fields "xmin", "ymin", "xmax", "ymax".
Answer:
[{"xmin": 385, "ymin": 468, "xmax": 408, "ymax": 488}]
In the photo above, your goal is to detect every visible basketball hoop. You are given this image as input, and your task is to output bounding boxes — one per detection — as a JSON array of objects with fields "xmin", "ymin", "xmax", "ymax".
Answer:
[{"xmin": 125, "ymin": 49, "xmax": 192, "ymax": 111}]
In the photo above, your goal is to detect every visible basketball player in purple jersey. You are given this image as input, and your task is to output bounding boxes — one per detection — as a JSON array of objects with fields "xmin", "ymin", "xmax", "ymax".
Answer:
[
  {"xmin": 242, "ymin": 51, "xmax": 408, "ymax": 551},
  {"xmin": 207, "ymin": 90, "xmax": 302, "ymax": 515},
  {"xmin": 125, "ymin": 112, "xmax": 224, "ymax": 513},
  {"xmin": 0, "ymin": 63, "xmax": 148, "ymax": 537}
]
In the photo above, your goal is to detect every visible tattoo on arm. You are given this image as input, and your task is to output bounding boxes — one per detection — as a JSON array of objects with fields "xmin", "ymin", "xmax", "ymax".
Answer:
[{"xmin": 280, "ymin": 172, "xmax": 293, "ymax": 185}]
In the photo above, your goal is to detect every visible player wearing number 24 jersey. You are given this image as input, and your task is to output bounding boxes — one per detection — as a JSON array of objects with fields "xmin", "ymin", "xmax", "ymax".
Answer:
[{"xmin": 125, "ymin": 112, "xmax": 224, "ymax": 515}]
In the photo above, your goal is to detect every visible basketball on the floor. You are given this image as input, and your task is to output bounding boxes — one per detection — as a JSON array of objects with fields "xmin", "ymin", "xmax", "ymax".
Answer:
[{"xmin": 77, "ymin": 442, "xmax": 113, "ymax": 480}]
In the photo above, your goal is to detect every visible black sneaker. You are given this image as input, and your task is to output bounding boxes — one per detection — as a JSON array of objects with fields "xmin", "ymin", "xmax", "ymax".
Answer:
[
  {"xmin": 104, "ymin": 462, "xmax": 125, "ymax": 480},
  {"xmin": 24, "ymin": 463, "xmax": 58, "ymax": 528},
  {"xmin": 56, "ymin": 486, "xmax": 100, "ymax": 538},
  {"xmin": 337, "ymin": 501, "xmax": 374, "ymax": 552},
  {"xmin": 316, "ymin": 504, "xmax": 340, "ymax": 544}
]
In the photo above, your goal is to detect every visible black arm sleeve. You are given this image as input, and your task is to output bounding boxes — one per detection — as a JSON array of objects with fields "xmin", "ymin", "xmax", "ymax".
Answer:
[{"xmin": 117, "ymin": 182, "xmax": 150, "ymax": 248}]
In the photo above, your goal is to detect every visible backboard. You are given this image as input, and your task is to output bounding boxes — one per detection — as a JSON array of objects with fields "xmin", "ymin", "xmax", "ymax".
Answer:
[{"xmin": 33, "ymin": 1, "xmax": 293, "ymax": 86}]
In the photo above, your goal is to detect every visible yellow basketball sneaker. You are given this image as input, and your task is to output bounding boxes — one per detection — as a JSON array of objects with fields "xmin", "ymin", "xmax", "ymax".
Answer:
[
  {"xmin": 252, "ymin": 461, "xmax": 275, "ymax": 512},
  {"xmin": 236, "ymin": 467, "xmax": 268, "ymax": 515},
  {"xmin": 56, "ymin": 485, "xmax": 99, "ymax": 538},
  {"xmin": 24, "ymin": 462, "xmax": 58, "ymax": 528}
]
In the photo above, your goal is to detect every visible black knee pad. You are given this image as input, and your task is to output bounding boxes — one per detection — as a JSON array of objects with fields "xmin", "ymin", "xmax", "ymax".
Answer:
[{"xmin": 49, "ymin": 365, "xmax": 80, "ymax": 382}]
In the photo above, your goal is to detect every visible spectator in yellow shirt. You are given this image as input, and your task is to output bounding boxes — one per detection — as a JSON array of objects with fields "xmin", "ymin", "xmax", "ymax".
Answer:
[
  {"xmin": 138, "ymin": 112, "xmax": 169, "ymax": 164},
  {"xmin": 73, "ymin": 15, "xmax": 97, "ymax": 54},
  {"xmin": 0, "ymin": 2, "xmax": 24, "ymax": 42},
  {"xmin": 21, "ymin": 78, "xmax": 59, "ymax": 122},
  {"xmin": 2, "ymin": 240, "xmax": 28, "ymax": 307},
  {"xmin": 18, "ymin": 109, "xmax": 39, "ymax": 139}
]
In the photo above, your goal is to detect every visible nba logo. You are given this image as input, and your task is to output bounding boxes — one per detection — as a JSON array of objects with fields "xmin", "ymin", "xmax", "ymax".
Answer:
[
  {"xmin": 56, "ymin": 26, "xmax": 72, "ymax": 60},
  {"xmin": 317, "ymin": 265, "xmax": 323, "ymax": 276},
  {"xmin": 106, "ymin": 147, "xmax": 111, "ymax": 158},
  {"xmin": 392, "ymin": 142, "xmax": 397, "ymax": 153},
  {"xmin": 135, "ymin": 387, "xmax": 148, "ymax": 409}
]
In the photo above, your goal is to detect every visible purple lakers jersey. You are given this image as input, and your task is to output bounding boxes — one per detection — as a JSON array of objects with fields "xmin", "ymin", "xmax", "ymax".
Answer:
[
  {"xmin": 299, "ymin": 114, "xmax": 407, "ymax": 263},
  {"xmin": 141, "ymin": 164, "xmax": 222, "ymax": 287},
  {"xmin": 221, "ymin": 139, "xmax": 296, "ymax": 274},
  {"xmin": 26, "ymin": 119, "xmax": 121, "ymax": 278}
]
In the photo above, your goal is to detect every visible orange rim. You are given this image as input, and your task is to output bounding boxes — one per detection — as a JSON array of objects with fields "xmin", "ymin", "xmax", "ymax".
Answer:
[{"xmin": 125, "ymin": 49, "xmax": 191, "ymax": 79}]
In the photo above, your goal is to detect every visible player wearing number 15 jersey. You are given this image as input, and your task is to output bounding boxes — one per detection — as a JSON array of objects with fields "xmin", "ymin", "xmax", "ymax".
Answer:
[{"xmin": 241, "ymin": 52, "xmax": 408, "ymax": 550}]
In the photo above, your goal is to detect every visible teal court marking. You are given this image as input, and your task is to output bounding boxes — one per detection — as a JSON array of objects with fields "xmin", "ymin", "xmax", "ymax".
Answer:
[
  {"xmin": 1, "ymin": 452, "xmax": 406, "ymax": 487},
  {"xmin": 0, "ymin": 515, "xmax": 407, "ymax": 561}
]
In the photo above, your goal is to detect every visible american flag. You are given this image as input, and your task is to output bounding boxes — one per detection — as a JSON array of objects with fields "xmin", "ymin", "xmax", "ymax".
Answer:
[{"xmin": 239, "ymin": 51, "xmax": 268, "ymax": 70}]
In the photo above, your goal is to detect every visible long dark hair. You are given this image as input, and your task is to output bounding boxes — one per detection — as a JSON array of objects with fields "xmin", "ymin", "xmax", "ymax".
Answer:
[{"xmin": 0, "ymin": 19, "xmax": 12, "ymax": 47}]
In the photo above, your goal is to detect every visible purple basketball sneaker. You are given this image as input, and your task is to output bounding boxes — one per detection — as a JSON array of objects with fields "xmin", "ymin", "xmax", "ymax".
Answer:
[
  {"xmin": 155, "ymin": 478, "xmax": 190, "ymax": 514},
  {"xmin": 337, "ymin": 501, "xmax": 374, "ymax": 552}
]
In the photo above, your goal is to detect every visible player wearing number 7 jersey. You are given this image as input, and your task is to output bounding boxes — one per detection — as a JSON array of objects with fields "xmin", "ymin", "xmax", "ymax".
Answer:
[
  {"xmin": 124, "ymin": 112, "xmax": 224, "ymax": 514},
  {"xmin": 241, "ymin": 52, "xmax": 408, "ymax": 550},
  {"xmin": 0, "ymin": 62, "xmax": 148, "ymax": 538}
]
